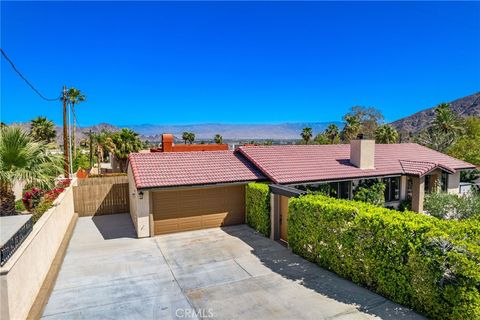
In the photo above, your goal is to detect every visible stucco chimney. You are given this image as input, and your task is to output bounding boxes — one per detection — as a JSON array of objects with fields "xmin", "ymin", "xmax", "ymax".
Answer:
[
  {"xmin": 162, "ymin": 134, "xmax": 174, "ymax": 152},
  {"xmin": 350, "ymin": 136, "xmax": 375, "ymax": 169}
]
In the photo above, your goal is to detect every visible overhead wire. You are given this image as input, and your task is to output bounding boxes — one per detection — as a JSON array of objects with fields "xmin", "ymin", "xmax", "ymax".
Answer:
[{"xmin": 1, "ymin": 48, "xmax": 60, "ymax": 101}]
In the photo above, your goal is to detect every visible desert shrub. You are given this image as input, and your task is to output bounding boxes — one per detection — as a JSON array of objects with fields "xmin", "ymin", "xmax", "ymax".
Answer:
[
  {"xmin": 15, "ymin": 199, "xmax": 26, "ymax": 212},
  {"xmin": 22, "ymin": 188, "xmax": 44, "ymax": 211},
  {"xmin": 425, "ymin": 191, "xmax": 480, "ymax": 220},
  {"xmin": 353, "ymin": 181, "xmax": 386, "ymax": 206},
  {"xmin": 56, "ymin": 178, "xmax": 71, "ymax": 188},
  {"xmin": 288, "ymin": 194, "xmax": 480, "ymax": 320},
  {"xmin": 32, "ymin": 197, "xmax": 54, "ymax": 223},
  {"xmin": 245, "ymin": 182, "xmax": 270, "ymax": 237}
]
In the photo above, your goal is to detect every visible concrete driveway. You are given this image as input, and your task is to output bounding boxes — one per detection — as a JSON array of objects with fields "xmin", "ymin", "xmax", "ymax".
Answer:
[{"xmin": 42, "ymin": 214, "xmax": 424, "ymax": 319}]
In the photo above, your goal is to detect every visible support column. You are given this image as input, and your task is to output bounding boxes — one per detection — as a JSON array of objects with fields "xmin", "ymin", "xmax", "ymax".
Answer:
[{"xmin": 411, "ymin": 176, "xmax": 425, "ymax": 213}]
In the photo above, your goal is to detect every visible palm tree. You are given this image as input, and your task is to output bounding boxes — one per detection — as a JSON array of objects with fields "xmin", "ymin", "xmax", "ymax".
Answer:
[
  {"xmin": 30, "ymin": 116, "xmax": 56, "ymax": 143},
  {"xmin": 433, "ymin": 103, "xmax": 463, "ymax": 136},
  {"xmin": 214, "ymin": 134, "xmax": 223, "ymax": 144},
  {"xmin": 182, "ymin": 132, "xmax": 189, "ymax": 144},
  {"xmin": 92, "ymin": 131, "xmax": 115, "ymax": 174},
  {"xmin": 301, "ymin": 127, "xmax": 313, "ymax": 144},
  {"xmin": 187, "ymin": 132, "xmax": 195, "ymax": 144},
  {"xmin": 0, "ymin": 127, "xmax": 62, "ymax": 215},
  {"xmin": 67, "ymin": 88, "xmax": 86, "ymax": 159},
  {"xmin": 111, "ymin": 129, "xmax": 142, "ymax": 172},
  {"xmin": 341, "ymin": 115, "xmax": 361, "ymax": 142},
  {"xmin": 325, "ymin": 124, "xmax": 339, "ymax": 144},
  {"xmin": 375, "ymin": 124, "xmax": 399, "ymax": 144}
]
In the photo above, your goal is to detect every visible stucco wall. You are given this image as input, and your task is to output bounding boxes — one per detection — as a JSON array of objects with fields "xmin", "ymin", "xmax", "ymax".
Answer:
[
  {"xmin": 128, "ymin": 165, "xmax": 138, "ymax": 232},
  {"xmin": 127, "ymin": 164, "xmax": 150, "ymax": 238},
  {"xmin": 447, "ymin": 172, "xmax": 461, "ymax": 194},
  {"xmin": 0, "ymin": 180, "xmax": 77, "ymax": 320}
]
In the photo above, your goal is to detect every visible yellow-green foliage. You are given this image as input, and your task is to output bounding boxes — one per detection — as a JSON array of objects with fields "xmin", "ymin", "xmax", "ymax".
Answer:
[
  {"xmin": 288, "ymin": 194, "xmax": 480, "ymax": 319},
  {"xmin": 246, "ymin": 183, "xmax": 270, "ymax": 237}
]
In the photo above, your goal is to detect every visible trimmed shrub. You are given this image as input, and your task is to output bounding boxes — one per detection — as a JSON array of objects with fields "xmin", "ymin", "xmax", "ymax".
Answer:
[
  {"xmin": 288, "ymin": 194, "xmax": 480, "ymax": 320},
  {"xmin": 245, "ymin": 183, "xmax": 270, "ymax": 237}
]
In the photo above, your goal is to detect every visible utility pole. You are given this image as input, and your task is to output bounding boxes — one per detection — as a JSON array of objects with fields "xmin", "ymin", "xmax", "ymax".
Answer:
[
  {"xmin": 62, "ymin": 85, "xmax": 69, "ymax": 178},
  {"xmin": 89, "ymin": 129, "xmax": 93, "ymax": 169}
]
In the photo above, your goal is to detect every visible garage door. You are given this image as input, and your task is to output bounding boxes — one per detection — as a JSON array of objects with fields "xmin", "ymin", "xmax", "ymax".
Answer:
[{"xmin": 152, "ymin": 185, "xmax": 245, "ymax": 235}]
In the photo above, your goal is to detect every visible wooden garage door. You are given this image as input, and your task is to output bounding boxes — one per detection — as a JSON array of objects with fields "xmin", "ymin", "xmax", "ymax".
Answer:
[{"xmin": 152, "ymin": 185, "xmax": 245, "ymax": 235}]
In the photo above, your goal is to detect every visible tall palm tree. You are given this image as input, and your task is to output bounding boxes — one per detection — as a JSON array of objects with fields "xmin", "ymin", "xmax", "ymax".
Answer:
[
  {"xmin": 30, "ymin": 116, "xmax": 56, "ymax": 143},
  {"xmin": 182, "ymin": 132, "xmax": 189, "ymax": 144},
  {"xmin": 187, "ymin": 132, "xmax": 195, "ymax": 144},
  {"xmin": 67, "ymin": 88, "xmax": 86, "ymax": 159},
  {"xmin": 301, "ymin": 127, "xmax": 313, "ymax": 144},
  {"xmin": 341, "ymin": 115, "xmax": 361, "ymax": 142},
  {"xmin": 92, "ymin": 131, "xmax": 115, "ymax": 174},
  {"xmin": 433, "ymin": 103, "xmax": 463, "ymax": 136},
  {"xmin": 0, "ymin": 127, "xmax": 62, "ymax": 215},
  {"xmin": 325, "ymin": 124, "xmax": 339, "ymax": 144},
  {"xmin": 375, "ymin": 124, "xmax": 399, "ymax": 144},
  {"xmin": 214, "ymin": 134, "xmax": 223, "ymax": 144},
  {"xmin": 111, "ymin": 129, "xmax": 142, "ymax": 172}
]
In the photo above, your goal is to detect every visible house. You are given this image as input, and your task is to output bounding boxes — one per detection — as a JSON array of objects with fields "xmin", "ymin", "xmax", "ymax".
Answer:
[{"xmin": 127, "ymin": 139, "xmax": 475, "ymax": 240}]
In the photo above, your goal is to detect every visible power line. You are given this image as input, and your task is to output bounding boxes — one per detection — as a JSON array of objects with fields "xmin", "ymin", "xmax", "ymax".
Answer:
[{"xmin": 1, "ymin": 48, "xmax": 60, "ymax": 101}]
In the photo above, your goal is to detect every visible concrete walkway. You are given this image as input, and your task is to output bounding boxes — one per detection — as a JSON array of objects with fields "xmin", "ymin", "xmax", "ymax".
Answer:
[{"xmin": 42, "ymin": 214, "xmax": 424, "ymax": 319}]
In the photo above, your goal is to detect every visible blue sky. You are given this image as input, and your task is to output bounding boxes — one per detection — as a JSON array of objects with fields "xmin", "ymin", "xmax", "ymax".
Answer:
[{"xmin": 1, "ymin": 1, "xmax": 479, "ymax": 126}]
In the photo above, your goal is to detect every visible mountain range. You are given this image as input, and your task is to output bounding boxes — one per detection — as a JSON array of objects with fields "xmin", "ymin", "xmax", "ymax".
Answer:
[
  {"xmin": 10, "ymin": 92, "xmax": 479, "ymax": 143},
  {"xmin": 390, "ymin": 92, "xmax": 480, "ymax": 134}
]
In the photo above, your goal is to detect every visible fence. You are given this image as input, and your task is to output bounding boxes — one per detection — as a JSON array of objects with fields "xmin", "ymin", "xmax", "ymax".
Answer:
[{"xmin": 73, "ymin": 175, "xmax": 129, "ymax": 216}]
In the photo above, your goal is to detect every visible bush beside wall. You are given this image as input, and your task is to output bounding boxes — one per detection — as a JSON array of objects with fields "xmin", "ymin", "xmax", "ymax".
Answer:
[
  {"xmin": 245, "ymin": 183, "xmax": 270, "ymax": 237},
  {"xmin": 288, "ymin": 194, "xmax": 480, "ymax": 320}
]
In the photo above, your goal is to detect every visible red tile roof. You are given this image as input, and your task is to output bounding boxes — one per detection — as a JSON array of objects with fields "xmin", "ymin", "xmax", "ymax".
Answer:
[
  {"xmin": 128, "ymin": 151, "xmax": 265, "ymax": 189},
  {"xmin": 237, "ymin": 143, "xmax": 475, "ymax": 184},
  {"xmin": 399, "ymin": 160, "xmax": 455, "ymax": 177}
]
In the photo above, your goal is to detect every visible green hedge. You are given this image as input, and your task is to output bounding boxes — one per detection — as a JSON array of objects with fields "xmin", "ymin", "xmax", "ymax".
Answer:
[
  {"xmin": 288, "ymin": 194, "xmax": 480, "ymax": 319},
  {"xmin": 245, "ymin": 183, "xmax": 270, "ymax": 237}
]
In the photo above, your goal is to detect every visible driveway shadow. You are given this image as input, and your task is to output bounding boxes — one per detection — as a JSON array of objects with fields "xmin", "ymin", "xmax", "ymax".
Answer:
[
  {"xmin": 92, "ymin": 213, "xmax": 137, "ymax": 240},
  {"xmin": 221, "ymin": 225, "xmax": 425, "ymax": 320}
]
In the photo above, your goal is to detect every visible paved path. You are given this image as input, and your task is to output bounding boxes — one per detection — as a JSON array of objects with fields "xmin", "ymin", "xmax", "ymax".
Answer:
[{"xmin": 42, "ymin": 214, "xmax": 424, "ymax": 319}]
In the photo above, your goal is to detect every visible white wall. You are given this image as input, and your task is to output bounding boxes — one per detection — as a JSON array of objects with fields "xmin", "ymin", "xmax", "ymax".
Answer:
[
  {"xmin": 0, "ymin": 180, "xmax": 77, "ymax": 320},
  {"xmin": 127, "ymin": 164, "xmax": 150, "ymax": 238}
]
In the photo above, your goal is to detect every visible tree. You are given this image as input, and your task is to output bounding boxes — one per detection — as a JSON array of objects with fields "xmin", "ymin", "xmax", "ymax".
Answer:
[
  {"xmin": 375, "ymin": 124, "xmax": 399, "ymax": 144},
  {"xmin": 187, "ymin": 132, "xmax": 195, "ymax": 144},
  {"xmin": 416, "ymin": 104, "xmax": 464, "ymax": 152},
  {"xmin": 111, "ymin": 129, "xmax": 142, "ymax": 172},
  {"xmin": 92, "ymin": 130, "xmax": 115, "ymax": 173},
  {"xmin": 341, "ymin": 115, "xmax": 362, "ymax": 142},
  {"xmin": 313, "ymin": 133, "xmax": 331, "ymax": 144},
  {"xmin": 343, "ymin": 106, "xmax": 384, "ymax": 139},
  {"xmin": 214, "ymin": 134, "xmax": 223, "ymax": 144},
  {"xmin": 433, "ymin": 103, "xmax": 463, "ymax": 135},
  {"xmin": 0, "ymin": 126, "xmax": 62, "ymax": 215},
  {"xmin": 30, "ymin": 116, "xmax": 56, "ymax": 143},
  {"xmin": 325, "ymin": 124, "xmax": 339, "ymax": 144},
  {"xmin": 67, "ymin": 88, "xmax": 86, "ymax": 159},
  {"xmin": 448, "ymin": 117, "xmax": 480, "ymax": 166},
  {"xmin": 182, "ymin": 132, "xmax": 190, "ymax": 144},
  {"xmin": 301, "ymin": 127, "xmax": 313, "ymax": 144}
]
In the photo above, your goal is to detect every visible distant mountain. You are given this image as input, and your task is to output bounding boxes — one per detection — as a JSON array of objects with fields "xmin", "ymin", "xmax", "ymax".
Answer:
[
  {"xmin": 10, "ymin": 121, "xmax": 342, "ymax": 143},
  {"xmin": 390, "ymin": 92, "xmax": 480, "ymax": 134},
  {"xmin": 122, "ymin": 122, "xmax": 342, "ymax": 140}
]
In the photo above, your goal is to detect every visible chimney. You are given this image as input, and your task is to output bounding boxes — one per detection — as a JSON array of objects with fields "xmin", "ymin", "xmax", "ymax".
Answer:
[
  {"xmin": 350, "ymin": 135, "xmax": 375, "ymax": 169},
  {"xmin": 161, "ymin": 134, "xmax": 174, "ymax": 152}
]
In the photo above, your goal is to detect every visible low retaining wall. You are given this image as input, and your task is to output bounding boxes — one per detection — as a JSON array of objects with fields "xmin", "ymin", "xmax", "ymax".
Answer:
[{"xmin": 0, "ymin": 180, "xmax": 77, "ymax": 320}]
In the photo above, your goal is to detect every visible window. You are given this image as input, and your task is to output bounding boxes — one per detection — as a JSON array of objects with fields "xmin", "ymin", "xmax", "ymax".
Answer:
[
  {"xmin": 383, "ymin": 177, "xmax": 400, "ymax": 202},
  {"xmin": 441, "ymin": 172, "xmax": 449, "ymax": 192},
  {"xmin": 318, "ymin": 181, "xmax": 351, "ymax": 199}
]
